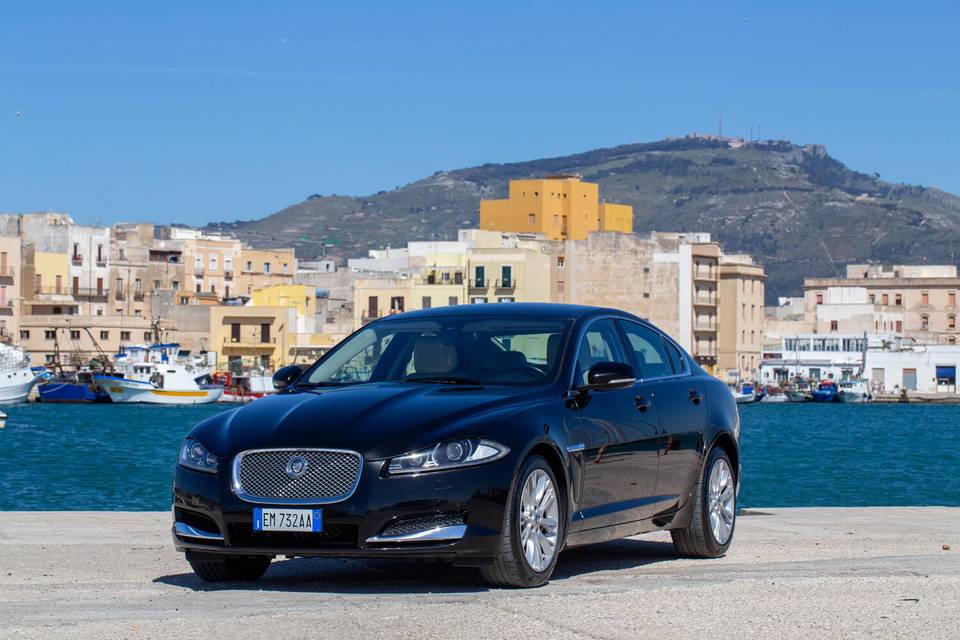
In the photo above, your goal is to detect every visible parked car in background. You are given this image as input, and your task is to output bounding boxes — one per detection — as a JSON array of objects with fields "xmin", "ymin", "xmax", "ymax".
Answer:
[{"xmin": 172, "ymin": 303, "xmax": 740, "ymax": 587}]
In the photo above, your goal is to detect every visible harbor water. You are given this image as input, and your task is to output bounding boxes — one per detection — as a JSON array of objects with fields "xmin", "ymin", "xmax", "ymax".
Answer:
[{"xmin": 0, "ymin": 402, "xmax": 957, "ymax": 511}]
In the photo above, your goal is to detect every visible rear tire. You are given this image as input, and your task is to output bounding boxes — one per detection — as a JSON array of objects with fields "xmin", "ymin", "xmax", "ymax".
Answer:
[
  {"xmin": 480, "ymin": 455, "xmax": 565, "ymax": 588},
  {"xmin": 187, "ymin": 553, "xmax": 272, "ymax": 582},
  {"xmin": 671, "ymin": 446, "xmax": 736, "ymax": 558}
]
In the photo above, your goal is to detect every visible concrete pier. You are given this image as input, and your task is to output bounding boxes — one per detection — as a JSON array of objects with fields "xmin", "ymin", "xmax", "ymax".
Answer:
[{"xmin": 0, "ymin": 508, "xmax": 957, "ymax": 638}]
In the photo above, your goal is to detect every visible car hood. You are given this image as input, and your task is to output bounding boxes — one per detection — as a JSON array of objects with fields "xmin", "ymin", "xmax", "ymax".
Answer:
[{"xmin": 193, "ymin": 382, "xmax": 543, "ymax": 460}]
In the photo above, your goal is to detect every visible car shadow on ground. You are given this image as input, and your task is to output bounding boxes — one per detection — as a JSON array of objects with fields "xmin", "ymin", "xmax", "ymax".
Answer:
[{"xmin": 154, "ymin": 537, "xmax": 679, "ymax": 594}]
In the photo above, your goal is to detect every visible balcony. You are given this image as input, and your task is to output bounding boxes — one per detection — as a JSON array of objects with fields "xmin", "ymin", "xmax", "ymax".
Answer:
[
  {"xmin": 495, "ymin": 278, "xmax": 517, "ymax": 291},
  {"xmin": 133, "ymin": 292, "xmax": 145, "ymax": 302},
  {"xmin": 71, "ymin": 287, "xmax": 109, "ymax": 299},
  {"xmin": 0, "ymin": 266, "xmax": 14, "ymax": 280},
  {"xmin": 694, "ymin": 319, "xmax": 718, "ymax": 332},
  {"xmin": 96, "ymin": 259, "xmax": 107, "ymax": 268},
  {"xmin": 223, "ymin": 336, "xmax": 277, "ymax": 353},
  {"xmin": 194, "ymin": 291, "xmax": 219, "ymax": 301},
  {"xmin": 115, "ymin": 291, "xmax": 125, "ymax": 301},
  {"xmin": 224, "ymin": 269, "xmax": 234, "ymax": 280},
  {"xmin": 693, "ymin": 293, "xmax": 717, "ymax": 306},
  {"xmin": 71, "ymin": 255, "xmax": 83, "ymax": 266},
  {"xmin": 194, "ymin": 267, "xmax": 204, "ymax": 276},
  {"xmin": 693, "ymin": 268, "xmax": 718, "ymax": 282},
  {"xmin": 33, "ymin": 286, "xmax": 75, "ymax": 300},
  {"xmin": 0, "ymin": 300, "xmax": 13, "ymax": 316}
]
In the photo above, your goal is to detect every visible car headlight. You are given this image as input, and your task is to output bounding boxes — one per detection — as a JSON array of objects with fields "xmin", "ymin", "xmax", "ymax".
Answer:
[
  {"xmin": 179, "ymin": 437, "xmax": 219, "ymax": 474},
  {"xmin": 387, "ymin": 439, "xmax": 509, "ymax": 475}
]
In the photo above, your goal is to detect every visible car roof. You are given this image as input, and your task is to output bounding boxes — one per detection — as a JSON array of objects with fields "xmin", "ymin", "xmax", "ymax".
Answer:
[{"xmin": 378, "ymin": 302, "xmax": 636, "ymax": 322}]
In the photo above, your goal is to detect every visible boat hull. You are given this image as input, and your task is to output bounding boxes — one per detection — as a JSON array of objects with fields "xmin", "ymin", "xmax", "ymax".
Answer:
[
  {"xmin": 97, "ymin": 378, "xmax": 223, "ymax": 405},
  {"xmin": 761, "ymin": 394, "xmax": 789, "ymax": 403},
  {"xmin": 0, "ymin": 373, "xmax": 46, "ymax": 405},
  {"xmin": 838, "ymin": 391, "xmax": 872, "ymax": 403},
  {"xmin": 38, "ymin": 381, "xmax": 113, "ymax": 403}
]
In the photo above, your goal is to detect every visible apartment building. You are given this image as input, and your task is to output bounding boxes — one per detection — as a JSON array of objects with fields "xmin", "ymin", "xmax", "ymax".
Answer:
[
  {"xmin": 238, "ymin": 247, "xmax": 297, "ymax": 297},
  {"xmin": 479, "ymin": 176, "xmax": 633, "ymax": 240},
  {"xmin": 110, "ymin": 223, "xmax": 186, "ymax": 317},
  {"xmin": 18, "ymin": 314, "xmax": 154, "ymax": 367},
  {"xmin": 178, "ymin": 229, "xmax": 242, "ymax": 304},
  {"xmin": 0, "ymin": 236, "xmax": 21, "ymax": 339},
  {"xmin": 718, "ymin": 254, "xmax": 765, "ymax": 381},
  {"xmin": 804, "ymin": 264, "xmax": 960, "ymax": 344}
]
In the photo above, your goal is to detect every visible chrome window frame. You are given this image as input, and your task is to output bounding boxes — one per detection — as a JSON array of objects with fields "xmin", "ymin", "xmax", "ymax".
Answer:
[
  {"xmin": 617, "ymin": 319, "xmax": 691, "ymax": 382},
  {"xmin": 231, "ymin": 447, "xmax": 364, "ymax": 505}
]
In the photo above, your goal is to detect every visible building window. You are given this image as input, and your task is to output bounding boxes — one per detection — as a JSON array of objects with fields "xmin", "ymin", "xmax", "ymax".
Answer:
[
  {"xmin": 69, "ymin": 329, "xmax": 80, "ymax": 340},
  {"xmin": 500, "ymin": 265, "xmax": 513, "ymax": 288},
  {"xmin": 172, "ymin": 280, "xmax": 180, "ymax": 291},
  {"xmin": 448, "ymin": 296, "xmax": 458, "ymax": 306},
  {"xmin": 246, "ymin": 260, "xmax": 253, "ymax": 271},
  {"xmin": 20, "ymin": 330, "xmax": 29, "ymax": 339},
  {"xmin": 882, "ymin": 293, "xmax": 889, "ymax": 305},
  {"xmin": 45, "ymin": 330, "xmax": 56, "ymax": 340},
  {"xmin": 949, "ymin": 315, "xmax": 957, "ymax": 330},
  {"xmin": 144, "ymin": 332, "xmax": 152, "ymax": 340},
  {"xmin": 471, "ymin": 296, "xmax": 488, "ymax": 304},
  {"xmin": 815, "ymin": 293, "xmax": 823, "ymax": 305},
  {"xmin": 643, "ymin": 292, "xmax": 650, "ymax": 298},
  {"xmin": 557, "ymin": 256, "xmax": 565, "ymax": 269},
  {"xmin": 264, "ymin": 262, "xmax": 271, "ymax": 274},
  {"xmin": 528, "ymin": 213, "xmax": 536, "ymax": 225},
  {"xmin": 121, "ymin": 331, "xmax": 131, "ymax": 341},
  {"xmin": 153, "ymin": 280, "xmax": 161, "ymax": 290},
  {"xmin": 225, "ymin": 257, "xmax": 232, "ymax": 273},
  {"xmin": 282, "ymin": 263, "xmax": 288, "ymax": 274},
  {"xmin": 195, "ymin": 255, "xmax": 202, "ymax": 270},
  {"xmin": 210, "ymin": 254, "xmax": 217, "ymax": 270},
  {"xmin": 367, "ymin": 296, "xmax": 379, "ymax": 318},
  {"xmin": 869, "ymin": 294, "xmax": 876, "ymax": 304},
  {"xmin": 830, "ymin": 320, "xmax": 838, "ymax": 331},
  {"xmin": 949, "ymin": 292, "xmax": 957, "ymax": 307},
  {"xmin": 921, "ymin": 292, "xmax": 929, "ymax": 306},
  {"xmin": 420, "ymin": 296, "xmax": 432, "ymax": 309},
  {"xmin": 498, "ymin": 297, "xmax": 515, "ymax": 303},
  {"xmin": 195, "ymin": 282, "xmax": 202, "ymax": 293},
  {"xmin": 895, "ymin": 293, "xmax": 902, "ymax": 306},
  {"xmin": 474, "ymin": 265, "xmax": 485, "ymax": 288},
  {"xmin": 921, "ymin": 314, "xmax": 929, "ymax": 330},
  {"xmin": 100, "ymin": 331, "xmax": 109, "ymax": 340},
  {"xmin": 390, "ymin": 296, "xmax": 404, "ymax": 313}
]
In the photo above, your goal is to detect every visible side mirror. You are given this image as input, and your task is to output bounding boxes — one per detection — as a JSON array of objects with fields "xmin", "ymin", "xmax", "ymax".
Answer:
[
  {"xmin": 273, "ymin": 365, "xmax": 303, "ymax": 391},
  {"xmin": 585, "ymin": 362, "xmax": 636, "ymax": 391}
]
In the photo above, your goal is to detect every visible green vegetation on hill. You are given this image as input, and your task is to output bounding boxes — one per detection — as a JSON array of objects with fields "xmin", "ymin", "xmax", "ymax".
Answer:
[{"xmin": 206, "ymin": 137, "xmax": 960, "ymax": 301}]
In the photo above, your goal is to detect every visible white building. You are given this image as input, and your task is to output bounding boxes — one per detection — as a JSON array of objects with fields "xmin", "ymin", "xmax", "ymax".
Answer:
[
  {"xmin": 760, "ymin": 333, "xmax": 883, "ymax": 384},
  {"xmin": 865, "ymin": 345, "xmax": 959, "ymax": 393}
]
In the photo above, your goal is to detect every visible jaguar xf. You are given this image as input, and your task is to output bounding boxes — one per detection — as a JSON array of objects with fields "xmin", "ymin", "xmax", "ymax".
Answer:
[{"xmin": 172, "ymin": 303, "xmax": 739, "ymax": 587}]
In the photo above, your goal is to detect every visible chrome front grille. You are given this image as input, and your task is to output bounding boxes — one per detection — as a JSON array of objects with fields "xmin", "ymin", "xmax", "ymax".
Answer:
[{"xmin": 232, "ymin": 448, "xmax": 363, "ymax": 505}]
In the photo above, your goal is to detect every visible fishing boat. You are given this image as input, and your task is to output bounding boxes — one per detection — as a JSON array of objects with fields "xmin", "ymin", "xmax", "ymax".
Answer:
[
  {"xmin": 810, "ymin": 380, "xmax": 839, "ymax": 403},
  {"xmin": 838, "ymin": 379, "xmax": 873, "ymax": 403},
  {"xmin": 0, "ymin": 343, "xmax": 48, "ymax": 404},
  {"xmin": 733, "ymin": 383, "xmax": 757, "ymax": 404},
  {"xmin": 38, "ymin": 369, "xmax": 118, "ymax": 403},
  {"xmin": 785, "ymin": 379, "xmax": 813, "ymax": 402},
  {"xmin": 96, "ymin": 362, "xmax": 222, "ymax": 404},
  {"xmin": 213, "ymin": 371, "xmax": 274, "ymax": 403},
  {"xmin": 760, "ymin": 386, "xmax": 789, "ymax": 402}
]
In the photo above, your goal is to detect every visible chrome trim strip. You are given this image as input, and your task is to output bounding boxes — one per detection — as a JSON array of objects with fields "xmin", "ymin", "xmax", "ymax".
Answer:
[
  {"xmin": 566, "ymin": 442, "xmax": 585, "ymax": 453},
  {"xmin": 231, "ymin": 447, "xmax": 364, "ymax": 505},
  {"xmin": 365, "ymin": 524, "xmax": 467, "ymax": 544},
  {"xmin": 174, "ymin": 521, "xmax": 224, "ymax": 541}
]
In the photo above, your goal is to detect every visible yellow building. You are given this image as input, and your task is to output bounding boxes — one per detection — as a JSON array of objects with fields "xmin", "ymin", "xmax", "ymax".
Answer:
[
  {"xmin": 250, "ymin": 283, "xmax": 314, "ymax": 320},
  {"xmin": 211, "ymin": 306, "xmax": 293, "ymax": 371},
  {"xmin": 479, "ymin": 175, "xmax": 632, "ymax": 240},
  {"xmin": 238, "ymin": 247, "xmax": 296, "ymax": 297}
]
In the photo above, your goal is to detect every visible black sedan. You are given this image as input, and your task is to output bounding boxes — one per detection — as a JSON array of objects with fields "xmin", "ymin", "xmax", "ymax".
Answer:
[{"xmin": 173, "ymin": 303, "xmax": 740, "ymax": 587}]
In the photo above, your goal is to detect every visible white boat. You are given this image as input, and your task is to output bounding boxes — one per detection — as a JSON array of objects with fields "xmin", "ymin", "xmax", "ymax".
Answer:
[
  {"xmin": 734, "ymin": 391, "xmax": 756, "ymax": 404},
  {"xmin": 0, "ymin": 344, "xmax": 48, "ymax": 404},
  {"xmin": 0, "ymin": 410, "xmax": 6, "ymax": 428},
  {"xmin": 838, "ymin": 379, "xmax": 873, "ymax": 403},
  {"xmin": 96, "ymin": 361, "xmax": 222, "ymax": 405},
  {"xmin": 761, "ymin": 392, "xmax": 789, "ymax": 403}
]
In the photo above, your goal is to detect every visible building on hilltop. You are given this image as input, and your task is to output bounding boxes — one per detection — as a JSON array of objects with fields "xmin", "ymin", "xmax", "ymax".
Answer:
[{"xmin": 479, "ymin": 176, "xmax": 633, "ymax": 240}]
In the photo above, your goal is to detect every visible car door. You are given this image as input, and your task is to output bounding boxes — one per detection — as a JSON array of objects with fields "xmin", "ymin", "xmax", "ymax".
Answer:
[
  {"xmin": 567, "ymin": 318, "xmax": 661, "ymax": 532},
  {"xmin": 620, "ymin": 320, "xmax": 707, "ymax": 516}
]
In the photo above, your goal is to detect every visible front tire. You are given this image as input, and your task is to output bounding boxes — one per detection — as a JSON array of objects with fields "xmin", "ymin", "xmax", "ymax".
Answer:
[
  {"xmin": 480, "ymin": 455, "xmax": 564, "ymax": 588},
  {"xmin": 671, "ymin": 446, "xmax": 736, "ymax": 558},
  {"xmin": 187, "ymin": 553, "xmax": 272, "ymax": 582}
]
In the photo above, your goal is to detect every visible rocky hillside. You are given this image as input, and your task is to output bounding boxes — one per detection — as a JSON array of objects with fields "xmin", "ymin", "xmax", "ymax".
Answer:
[{"xmin": 206, "ymin": 137, "xmax": 960, "ymax": 301}]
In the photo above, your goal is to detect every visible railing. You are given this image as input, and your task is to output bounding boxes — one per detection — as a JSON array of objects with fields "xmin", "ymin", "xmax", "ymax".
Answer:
[
  {"xmin": 96, "ymin": 260, "xmax": 107, "ymax": 268},
  {"xmin": 115, "ymin": 291, "xmax": 125, "ymax": 301},
  {"xmin": 224, "ymin": 336, "xmax": 277, "ymax": 346},
  {"xmin": 693, "ymin": 269, "xmax": 718, "ymax": 281},
  {"xmin": 694, "ymin": 293, "xmax": 717, "ymax": 305},
  {"xmin": 224, "ymin": 269, "xmax": 234, "ymax": 279},
  {"xmin": 495, "ymin": 278, "xmax": 516, "ymax": 289},
  {"xmin": 0, "ymin": 266, "xmax": 14, "ymax": 278},
  {"xmin": 71, "ymin": 287, "xmax": 109, "ymax": 298},
  {"xmin": 33, "ymin": 286, "xmax": 74, "ymax": 297},
  {"xmin": 194, "ymin": 291, "xmax": 219, "ymax": 299},
  {"xmin": 694, "ymin": 319, "xmax": 718, "ymax": 331},
  {"xmin": 71, "ymin": 255, "xmax": 83, "ymax": 266},
  {"xmin": 470, "ymin": 279, "xmax": 487, "ymax": 288},
  {"xmin": 194, "ymin": 267, "xmax": 204, "ymax": 276},
  {"xmin": 133, "ymin": 292, "xmax": 145, "ymax": 301}
]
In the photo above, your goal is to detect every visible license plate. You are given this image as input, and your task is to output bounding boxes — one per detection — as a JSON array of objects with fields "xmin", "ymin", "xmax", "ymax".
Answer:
[{"xmin": 253, "ymin": 508, "xmax": 323, "ymax": 532}]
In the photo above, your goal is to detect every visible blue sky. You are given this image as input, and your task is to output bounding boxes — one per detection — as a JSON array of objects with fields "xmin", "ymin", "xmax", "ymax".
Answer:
[{"xmin": 2, "ymin": 1, "xmax": 958, "ymax": 226}]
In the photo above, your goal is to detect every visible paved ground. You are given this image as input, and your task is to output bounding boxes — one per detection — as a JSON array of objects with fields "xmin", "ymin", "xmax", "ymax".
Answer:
[{"xmin": 0, "ymin": 508, "xmax": 958, "ymax": 639}]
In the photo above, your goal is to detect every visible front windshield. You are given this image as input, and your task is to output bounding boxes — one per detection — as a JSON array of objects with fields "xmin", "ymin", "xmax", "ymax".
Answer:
[{"xmin": 301, "ymin": 317, "xmax": 571, "ymax": 387}]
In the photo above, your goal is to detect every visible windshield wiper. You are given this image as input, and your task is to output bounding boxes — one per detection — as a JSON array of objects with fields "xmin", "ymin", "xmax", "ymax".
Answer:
[{"xmin": 404, "ymin": 375, "xmax": 484, "ymax": 386}]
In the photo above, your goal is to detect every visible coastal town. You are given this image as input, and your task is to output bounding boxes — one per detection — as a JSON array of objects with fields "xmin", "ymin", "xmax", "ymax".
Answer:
[{"xmin": 0, "ymin": 174, "xmax": 957, "ymax": 404}]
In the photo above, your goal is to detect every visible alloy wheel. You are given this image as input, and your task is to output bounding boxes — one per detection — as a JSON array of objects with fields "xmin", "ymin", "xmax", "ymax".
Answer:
[
  {"xmin": 707, "ymin": 458, "xmax": 736, "ymax": 544},
  {"xmin": 518, "ymin": 468, "xmax": 559, "ymax": 572}
]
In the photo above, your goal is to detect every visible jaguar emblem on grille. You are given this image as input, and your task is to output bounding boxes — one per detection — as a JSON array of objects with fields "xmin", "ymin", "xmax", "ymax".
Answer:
[{"xmin": 285, "ymin": 456, "xmax": 309, "ymax": 479}]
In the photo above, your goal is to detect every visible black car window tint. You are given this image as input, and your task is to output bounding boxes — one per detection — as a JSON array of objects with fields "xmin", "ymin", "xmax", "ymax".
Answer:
[
  {"xmin": 619, "ymin": 321, "xmax": 673, "ymax": 379},
  {"xmin": 575, "ymin": 319, "xmax": 627, "ymax": 386},
  {"xmin": 663, "ymin": 339, "xmax": 687, "ymax": 375}
]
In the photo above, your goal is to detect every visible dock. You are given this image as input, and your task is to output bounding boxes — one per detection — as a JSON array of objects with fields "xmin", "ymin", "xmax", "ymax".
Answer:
[{"xmin": 0, "ymin": 508, "xmax": 957, "ymax": 638}]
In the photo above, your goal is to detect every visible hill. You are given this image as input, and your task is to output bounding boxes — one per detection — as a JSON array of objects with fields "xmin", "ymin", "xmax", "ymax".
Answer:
[{"xmin": 206, "ymin": 136, "xmax": 960, "ymax": 301}]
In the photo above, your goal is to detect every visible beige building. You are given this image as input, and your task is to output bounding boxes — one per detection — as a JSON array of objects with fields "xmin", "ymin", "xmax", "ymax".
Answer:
[
  {"xmin": 180, "ymin": 231, "xmax": 242, "ymax": 304},
  {"xmin": 804, "ymin": 264, "xmax": 960, "ymax": 345},
  {"xmin": 238, "ymin": 247, "xmax": 297, "ymax": 297},
  {"xmin": 18, "ymin": 314, "xmax": 153, "ymax": 367},
  {"xmin": 0, "ymin": 236, "xmax": 21, "ymax": 339},
  {"xmin": 717, "ymin": 254, "xmax": 765, "ymax": 381}
]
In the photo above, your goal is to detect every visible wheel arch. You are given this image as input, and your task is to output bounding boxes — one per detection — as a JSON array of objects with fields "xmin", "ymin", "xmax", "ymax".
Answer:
[{"xmin": 521, "ymin": 439, "xmax": 572, "ymax": 520}]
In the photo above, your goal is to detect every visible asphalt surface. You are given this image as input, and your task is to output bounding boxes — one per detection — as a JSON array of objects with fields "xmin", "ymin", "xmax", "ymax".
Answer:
[{"xmin": 0, "ymin": 508, "xmax": 958, "ymax": 639}]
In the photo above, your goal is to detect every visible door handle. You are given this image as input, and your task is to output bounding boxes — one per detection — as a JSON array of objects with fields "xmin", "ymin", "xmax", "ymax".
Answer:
[
  {"xmin": 689, "ymin": 388, "xmax": 703, "ymax": 405},
  {"xmin": 634, "ymin": 394, "xmax": 651, "ymax": 412}
]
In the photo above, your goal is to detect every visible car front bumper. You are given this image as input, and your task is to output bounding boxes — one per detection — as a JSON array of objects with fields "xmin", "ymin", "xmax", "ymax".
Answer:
[{"xmin": 171, "ymin": 456, "xmax": 514, "ymax": 565}]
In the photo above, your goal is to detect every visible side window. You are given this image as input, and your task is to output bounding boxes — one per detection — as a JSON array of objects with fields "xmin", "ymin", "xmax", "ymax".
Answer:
[
  {"xmin": 663, "ymin": 339, "xmax": 687, "ymax": 375},
  {"xmin": 619, "ymin": 321, "xmax": 673, "ymax": 379},
  {"xmin": 574, "ymin": 319, "xmax": 628, "ymax": 386}
]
